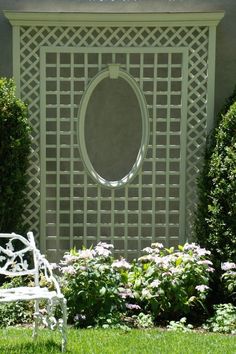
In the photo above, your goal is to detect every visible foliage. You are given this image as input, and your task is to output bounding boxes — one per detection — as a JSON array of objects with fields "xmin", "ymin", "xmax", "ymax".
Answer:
[
  {"xmin": 206, "ymin": 102, "xmax": 236, "ymax": 263},
  {"xmin": 218, "ymin": 85, "xmax": 236, "ymax": 118},
  {"xmin": 221, "ymin": 262, "xmax": 236, "ymax": 303},
  {"xmin": 0, "ymin": 78, "xmax": 31, "ymax": 233},
  {"xmin": 167, "ymin": 317, "xmax": 193, "ymax": 332},
  {"xmin": 1, "ymin": 241, "xmax": 236, "ymax": 338},
  {"xmin": 195, "ymin": 88, "xmax": 236, "ymax": 266},
  {"xmin": 131, "ymin": 312, "xmax": 154, "ymax": 329},
  {"xmin": 61, "ymin": 242, "xmax": 214, "ymax": 327},
  {"xmin": 0, "ymin": 276, "xmax": 33, "ymax": 327},
  {"xmin": 129, "ymin": 243, "xmax": 213, "ymax": 321},
  {"xmin": 203, "ymin": 303, "xmax": 236, "ymax": 334},
  {"xmin": 60, "ymin": 243, "xmax": 130, "ymax": 327}
]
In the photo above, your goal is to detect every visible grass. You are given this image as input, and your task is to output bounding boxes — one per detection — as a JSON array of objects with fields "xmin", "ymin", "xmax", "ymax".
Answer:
[{"xmin": 0, "ymin": 327, "xmax": 235, "ymax": 354}]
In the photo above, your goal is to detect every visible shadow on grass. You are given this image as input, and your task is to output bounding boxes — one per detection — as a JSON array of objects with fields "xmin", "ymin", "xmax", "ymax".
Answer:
[{"xmin": 0, "ymin": 339, "xmax": 69, "ymax": 354}]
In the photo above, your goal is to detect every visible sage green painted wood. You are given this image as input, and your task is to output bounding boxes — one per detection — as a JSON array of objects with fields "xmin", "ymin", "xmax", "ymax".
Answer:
[
  {"xmin": 179, "ymin": 50, "xmax": 188, "ymax": 245},
  {"xmin": 40, "ymin": 49, "xmax": 46, "ymax": 254},
  {"xmin": 39, "ymin": 45, "xmax": 207, "ymax": 256},
  {"xmin": 151, "ymin": 53, "xmax": 158, "ymax": 245},
  {"xmin": 78, "ymin": 66, "xmax": 149, "ymax": 188},
  {"xmin": 6, "ymin": 12, "xmax": 224, "ymax": 259},
  {"xmin": 56, "ymin": 52, "xmax": 60, "ymax": 255},
  {"xmin": 4, "ymin": 11, "xmax": 225, "ymax": 27},
  {"xmin": 12, "ymin": 26, "xmax": 20, "ymax": 98},
  {"xmin": 207, "ymin": 25, "xmax": 217, "ymax": 134},
  {"xmin": 70, "ymin": 52, "xmax": 74, "ymax": 250}
]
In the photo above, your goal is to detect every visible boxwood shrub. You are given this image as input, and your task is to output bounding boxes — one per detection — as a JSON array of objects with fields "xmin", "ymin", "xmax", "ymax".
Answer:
[
  {"xmin": 195, "ymin": 90, "xmax": 236, "ymax": 266},
  {"xmin": 0, "ymin": 78, "xmax": 31, "ymax": 233}
]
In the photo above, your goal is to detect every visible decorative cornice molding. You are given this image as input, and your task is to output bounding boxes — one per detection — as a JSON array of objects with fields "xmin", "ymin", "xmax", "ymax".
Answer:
[{"xmin": 4, "ymin": 11, "xmax": 225, "ymax": 27}]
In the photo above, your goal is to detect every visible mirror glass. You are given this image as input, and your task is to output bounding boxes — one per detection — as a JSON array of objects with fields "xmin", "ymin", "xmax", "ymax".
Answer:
[{"xmin": 84, "ymin": 77, "xmax": 142, "ymax": 181}]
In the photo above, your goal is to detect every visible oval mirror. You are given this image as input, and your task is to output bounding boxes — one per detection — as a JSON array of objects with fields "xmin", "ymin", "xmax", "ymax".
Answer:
[{"xmin": 78, "ymin": 65, "xmax": 149, "ymax": 188}]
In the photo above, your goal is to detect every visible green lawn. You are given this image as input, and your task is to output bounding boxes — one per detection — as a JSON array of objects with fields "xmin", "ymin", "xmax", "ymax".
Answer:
[{"xmin": 0, "ymin": 327, "xmax": 235, "ymax": 354}]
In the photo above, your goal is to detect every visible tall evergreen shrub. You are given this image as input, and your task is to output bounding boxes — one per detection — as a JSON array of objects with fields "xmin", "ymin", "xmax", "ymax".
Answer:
[
  {"xmin": 0, "ymin": 78, "xmax": 31, "ymax": 233},
  {"xmin": 195, "ymin": 88, "xmax": 236, "ymax": 266}
]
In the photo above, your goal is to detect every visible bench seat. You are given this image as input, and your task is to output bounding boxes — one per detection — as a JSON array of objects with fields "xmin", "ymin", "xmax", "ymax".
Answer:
[{"xmin": 0, "ymin": 286, "xmax": 64, "ymax": 302}]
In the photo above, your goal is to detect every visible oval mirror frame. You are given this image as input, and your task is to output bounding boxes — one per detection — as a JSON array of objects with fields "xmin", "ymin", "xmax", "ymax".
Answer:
[{"xmin": 78, "ymin": 64, "xmax": 149, "ymax": 188}]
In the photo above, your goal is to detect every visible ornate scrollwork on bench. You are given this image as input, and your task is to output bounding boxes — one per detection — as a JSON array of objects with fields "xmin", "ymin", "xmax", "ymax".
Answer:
[{"xmin": 0, "ymin": 232, "xmax": 67, "ymax": 352}]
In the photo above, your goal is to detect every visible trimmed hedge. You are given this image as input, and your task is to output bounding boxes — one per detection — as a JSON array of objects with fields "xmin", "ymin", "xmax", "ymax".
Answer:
[
  {"xmin": 207, "ymin": 102, "xmax": 236, "ymax": 262},
  {"xmin": 0, "ymin": 78, "xmax": 31, "ymax": 233},
  {"xmin": 195, "ymin": 90, "xmax": 236, "ymax": 265}
]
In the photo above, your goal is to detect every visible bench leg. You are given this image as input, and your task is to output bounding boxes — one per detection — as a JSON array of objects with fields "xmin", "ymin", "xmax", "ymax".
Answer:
[
  {"xmin": 60, "ymin": 298, "xmax": 67, "ymax": 352},
  {"xmin": 33, "ymin": 299, "xmax": 40, "ymax": 339}
]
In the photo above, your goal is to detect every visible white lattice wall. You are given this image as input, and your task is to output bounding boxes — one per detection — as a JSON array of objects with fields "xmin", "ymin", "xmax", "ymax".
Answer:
[{"xmin": 6, "ymin": 12, "xmax": 223, "ymax": 260}]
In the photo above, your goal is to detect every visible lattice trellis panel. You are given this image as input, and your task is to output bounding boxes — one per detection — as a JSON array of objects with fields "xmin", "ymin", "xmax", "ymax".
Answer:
[
  {"xmin": 18, "ymin": 24, "xmax": 209, "ymax": 259},
  {"xmin": 40, "ymin": 48, "xmax": 187, "ymax": 260}
]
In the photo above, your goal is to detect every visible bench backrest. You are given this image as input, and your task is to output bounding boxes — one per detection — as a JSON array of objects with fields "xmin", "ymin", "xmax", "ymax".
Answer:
[
  {"xmin": 0, "ymin": 232, "xmax": 62, "ymax": 294},
  {"xmin": 0, "ymin": 232, "xmax": 39, "ymax": 281}
]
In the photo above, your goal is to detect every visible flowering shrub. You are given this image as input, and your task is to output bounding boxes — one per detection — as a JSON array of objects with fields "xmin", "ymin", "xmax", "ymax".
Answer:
[
  {"xmin": 129, "ymin": 243, "xmax": 214, "ymax": 321},
  {"xmin": 60, "ymin": 241, "xmax": 215, "ymax": 328},
  {"xmin": 60, "ymin": 242, "xmax": 130, "ymax": 327},
  {"xmin": 221, "ymin": 262, "xmax": 236, "ymax": 303}
]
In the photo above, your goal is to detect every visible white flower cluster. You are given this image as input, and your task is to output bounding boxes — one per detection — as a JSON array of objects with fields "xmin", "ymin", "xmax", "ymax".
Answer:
[
  {"xmin": 139, "ymin": 242, "xmax": 214, "ymax": 273},
  {"xmin": 118, "ymin": 287, "xmax": 133, "ymax": 299},
  {"xmin": 195, "ymin": 285, "xmax": 209, "ymax": 292},
  {"xmin": 60, "ymin": 242, "xmax": 116, "ymax": 275},
  {"xmin": 183, "ymin": 243, "xmax": 211, "ymax": 256},
  {"xmin": 112, "ymin": 258, "xmax": 131, "ymax": 270},
  {"xmin": 221, "ymin": 262, "xmax": 236, "ymax": 271},
  {"xmin": 77, "ymin": 249, "xmax": 95, "ymax": 259},
  {"xmin": 61, "ymin": 265, "xmax": 76, "ymax": 275},
  {"xmin": 125, "ymin": 303, "xmax": 141, "ymax": 310},
  {"xmin": 94, "ymin": 242, "xmax": 114, "ymax": 257},
  {"xmin": 62, "ymin": 254, "xmax": 80, "ymax": 265}
]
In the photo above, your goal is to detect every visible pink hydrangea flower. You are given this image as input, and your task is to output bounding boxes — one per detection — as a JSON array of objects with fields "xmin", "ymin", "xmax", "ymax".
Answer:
[
  {"xmin": 95, "ymin": 246, "xmax": 111, "ymax": 257},
  {"xmin": 112, "ymin": 258, "xmax": 131, "ymax": 270},
  {"xmin": 221, "ymin": 262, "xmax": 236, "ymax": 271},
  {"xmin": 62, "ymin": 254, "xmax": 79, "ymax": 265},
  {"xmin": 118, "ymin": 288, "xmax": 133, "ymax": 299},
  {"xmin": 96, "ymin": 242, "xmax": 114, "ymax": 249},
  {"xmin": 183, "ymin": 243, "xmax": 211, "ymax": 256},
  {"xmin": 78, "ymin": 249, "xmax": 95, "ymax": 259},
  {"xmin": 138, "ymin": 254, "xmax": 155, "ymax": 263},
  {"xmin": 61, "ymin": 265, "xmax": 76, "ymax": 275},
  {"xmin": 142, "ymin": 247, "xmax": 153, "ymax": 254},
  {"xmin": 195, "ymin": 285, "xmax": 209, "ymax": 292},
  {"xmin": 151, "ymin": 242, "xmax": 164, "ymax": 249},
  {"xmin": 125, "ymin": 303, "xmax": 141, "ymax": 310},
  {"xmin": 197, "ymin": 260, "xmax": 213, "ymax": 266},
  {"xmin": 150, "ymin": 279, "xmax": 161, "ymax": 288},
  {"xmin": 94, "ymin": 242, "xmax": 114, "ymax": 257},
  {"xmin": 154, "ymin": 256, "xmax": 171, "ymax": 268}
]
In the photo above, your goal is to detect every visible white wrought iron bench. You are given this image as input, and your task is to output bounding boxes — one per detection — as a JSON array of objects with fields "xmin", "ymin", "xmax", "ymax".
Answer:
[{"xmin": 0, "ymin": 232, "xmax": 67, "ymax": 351}]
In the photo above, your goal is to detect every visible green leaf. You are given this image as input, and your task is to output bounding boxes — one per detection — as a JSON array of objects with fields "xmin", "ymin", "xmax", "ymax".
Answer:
[
  {"xmin": 99, "ymin": 287, "xmax": 106, "ymax": 296},
  {"xmin": 176, "ymin": 257, "xmax": 182, "ymax": 266}
]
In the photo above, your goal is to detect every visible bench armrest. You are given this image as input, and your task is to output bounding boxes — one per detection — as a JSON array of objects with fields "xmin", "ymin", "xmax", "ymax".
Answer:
[
  {"xmin": 27, "ymin": 232, "xmax": 62, "ymax": 295},
  {"xmin": 37, "ymin": 253, "xmax": 62, "ymax": 295}
]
